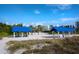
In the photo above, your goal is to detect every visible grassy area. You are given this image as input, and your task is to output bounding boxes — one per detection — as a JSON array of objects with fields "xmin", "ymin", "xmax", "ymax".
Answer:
[
  {"xmin": 7, "ymin": 36, "xmax": 79, "ymax": 54},
  {"xmin": 0, "ymin": 32, "xmax": 9, "ymax": 40}
]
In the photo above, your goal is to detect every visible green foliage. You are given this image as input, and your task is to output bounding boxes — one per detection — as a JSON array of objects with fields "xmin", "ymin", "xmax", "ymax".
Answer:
[
  {"xmin": 0, "ymin": 32, "xmax": 9, "ymax": 37},
  {"xmin": 75, "ymin": 21, "xmax": 79, "ymax": 34},
  {"xmin": 0, "ymin": 23, "xmax": 12, "ymax": 36},
  {"xmin": 76, "ymin": 29, "xmax": 79, "ymax": 34},
  {"xmin": 35, "ymin": 25, "xmax": 44, "ymax": 32},
  {"xmin": 13, "ymin": 24, "xmax": 23, "ymax": 27}
]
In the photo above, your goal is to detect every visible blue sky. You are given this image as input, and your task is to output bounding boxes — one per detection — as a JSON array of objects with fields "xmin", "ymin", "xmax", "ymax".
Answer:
[{"xmin": 0, "ymin": 4, "xmax": 79, "ymax": 25}]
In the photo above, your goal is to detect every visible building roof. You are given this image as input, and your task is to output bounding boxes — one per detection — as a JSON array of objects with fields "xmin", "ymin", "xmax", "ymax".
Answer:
[
  {"xmin": 12, "ymin": 26, "xmax": 32, "ymax": 32},
  {"xmin": 51, "ymin": 27, "xmax": 75, "ymax": 32}
]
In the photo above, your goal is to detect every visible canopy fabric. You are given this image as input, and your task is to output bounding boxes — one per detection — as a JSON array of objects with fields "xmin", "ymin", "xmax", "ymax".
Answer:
[
  {"xmin": 12, "ymin": 26, "xmax": 32, "ymax": 32},
  {"xmin": 51, "ymin": 27, "xmax": 75, "ymax": 32}
]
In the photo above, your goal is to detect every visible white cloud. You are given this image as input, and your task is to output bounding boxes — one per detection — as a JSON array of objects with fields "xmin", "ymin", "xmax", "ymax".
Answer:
[
  {"xmin": 34, "ymin": 10, "xmax": 40, "ymax": 14},
  {"xmin": 60, "ymin": 17, "xmax": 77, "ymax": 22},
  {"xmin": 46, "ymin": 4, "xmax": 72, "ymax": 10},
  {"xmin": 46, "ymin": 4, "xmax": 72, "ymax": 15},
  {"xmin": 57, "ymin": 4, "xmax": 72, "ymax": 10}
]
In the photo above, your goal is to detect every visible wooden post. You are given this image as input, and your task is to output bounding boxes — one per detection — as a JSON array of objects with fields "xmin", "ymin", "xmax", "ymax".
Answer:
[
  {"xmin": 26, "ymin": 32, "xmax": 27, "ymax": 35},
  {"xmin": 58, "ymin": 32, "xmax": 60, "ymax": 38},
  {"xmin": 58, "ymin": 32, "xmax": 59, "ymax": 35},
  {"xmin": 58, "ymin": 32, "xmax": 60, "ymax": 35},
  {"xmin": 13, "ymin": 32, "xmax": 15, "ymax": 37},
  {"xmin": 62, "ymin": 32, "xmax": 64, "ymax": 38},
  {"xmin": 68, "ymin": 32, "xmax": 71, "ymax": 37},
  {"xmin": 52, "ymin": 31, "xmax": 53, "ymax": 34},
  {"xmin": 31, "ymin": 32, "xmax": 32, "ymax": 35},
  {"xmin": 21, "ymin": 32, "xmax": 24, "ymax": 37},
  {"xmin": 28, "ymin": 32, "xmax": 29, "ymax": 35}
]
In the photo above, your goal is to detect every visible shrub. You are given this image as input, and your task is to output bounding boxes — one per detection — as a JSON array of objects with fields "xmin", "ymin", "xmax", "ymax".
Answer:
[
  {"xmin": 7, "ymin": 41, "xmax": 30, "ymax": 53},
  {"xmin": 0, "ymin": 32, "xmax": 9, "ymax": 37},
  {"xmin": 7, "ymin": 37, "xmax": 79, "ymax": 54},
  {"xmin": 0, "ymin": 32, "xmax": 9, "ymax": 40}
]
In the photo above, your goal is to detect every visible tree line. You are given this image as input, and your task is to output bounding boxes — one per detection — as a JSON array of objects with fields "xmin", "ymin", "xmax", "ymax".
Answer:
[{"xmin": 0, "ymin": 21, "xmax": 79, "ymax": 37}]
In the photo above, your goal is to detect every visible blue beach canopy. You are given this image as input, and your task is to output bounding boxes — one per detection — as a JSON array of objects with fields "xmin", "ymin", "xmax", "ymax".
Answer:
[
  {"xmin": 51, "ymin": 27, "xmax": 75, "ymax": 32},
  {"xmin": 12, "ymin": 26, "xmax": 32, "ymax": 32}
]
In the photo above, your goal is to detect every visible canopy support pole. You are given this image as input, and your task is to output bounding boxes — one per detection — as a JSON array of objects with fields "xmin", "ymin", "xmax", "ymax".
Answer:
[
  {"xmin": 62, "ymin": 32, "xmax": 64, "ymax": 38},
  {"xmin": 68, "ymin": 32, "xmax": 71, "ymax": 37},
  {"xmin": 13, "ymin": 32, "xmax": 15, "ymax": 37},
  {"xmin": 58, "ymin": 32, "xmax": 60, "ymax": 38},
  {"xmin": 21, "ymin": 32, "xmax": 24, "ymax": 37},
  {"xmin": 58, "ymin": 32, "xmax": 59, "ymax": 35}
]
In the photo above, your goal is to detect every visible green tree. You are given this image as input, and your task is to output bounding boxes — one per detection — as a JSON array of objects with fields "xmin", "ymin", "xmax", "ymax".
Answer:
[
  {"xmin": 13, "ymin": 23, "xmax": 23, "ymax": 27},
  {"xmin": 29, "ymin": 25, "xmax": 35, "ymax": 32},
  {"xmin": 75, "ymin": 21, "xmax": 79, "ymax": 33},
  {"xmin": 0, "ymin": 22, "xmax": 12, "ymax": 37},
  {"xmin": 36, "ymin": 25, "xmax": 44, "ymax": 32}
]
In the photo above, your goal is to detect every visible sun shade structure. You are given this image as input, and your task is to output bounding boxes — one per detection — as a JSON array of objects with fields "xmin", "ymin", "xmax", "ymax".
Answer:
[
  {"xmin": 51, "ymin": 27, "xmax": 75, "ymax": 32},
  {"xmin": 12, "ymin": 26, "xmax": 33, "ymax": 37},
  {"xmin": 12, "ymin": 26, "xmax": 32, "ymax": 32}
]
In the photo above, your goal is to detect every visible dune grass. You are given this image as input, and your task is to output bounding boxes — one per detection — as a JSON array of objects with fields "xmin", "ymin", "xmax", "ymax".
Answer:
[
  {"xmin": 7, "ymin": 36, "xmax": 79, "ymax": 54},
  {"xmin": 7, "ymin": 39, "xmax": 62, "ymax": 53}
]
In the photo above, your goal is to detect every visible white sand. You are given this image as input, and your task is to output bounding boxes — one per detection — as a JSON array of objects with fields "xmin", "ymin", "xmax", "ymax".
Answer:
[{"xmin": 0, "ymin": 40, "xmax": 9, "ymax": 54}]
